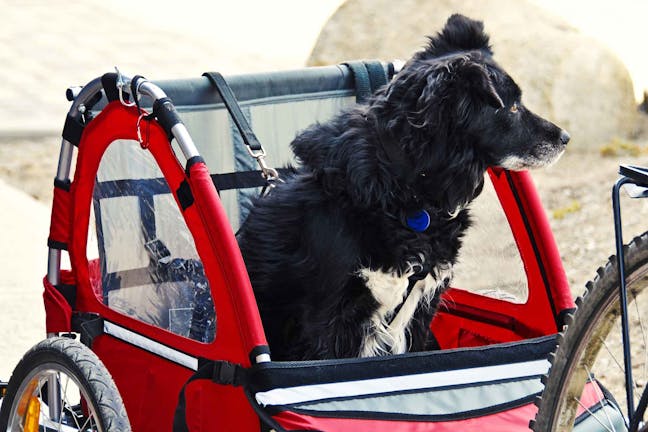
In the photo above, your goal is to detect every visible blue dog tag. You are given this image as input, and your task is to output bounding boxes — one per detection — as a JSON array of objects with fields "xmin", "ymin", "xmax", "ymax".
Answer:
[{"xmin": 406, "ymin": 209, "xmax": 431, "ymax": 232}]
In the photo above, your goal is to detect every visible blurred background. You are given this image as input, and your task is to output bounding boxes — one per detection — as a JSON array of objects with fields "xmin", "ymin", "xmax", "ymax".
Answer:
[{"xmin": 1, "ymin": 0, "xmax": 648, "ymax": 378}]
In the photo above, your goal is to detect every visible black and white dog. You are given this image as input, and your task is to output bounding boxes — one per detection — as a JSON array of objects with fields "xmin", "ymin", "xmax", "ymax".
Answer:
[{"xmin": 238, "ymin": 14, "xmax": 569, "ymax": 360}]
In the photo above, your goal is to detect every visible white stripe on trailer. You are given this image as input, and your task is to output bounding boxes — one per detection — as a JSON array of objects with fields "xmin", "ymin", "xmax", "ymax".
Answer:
[
  {"xmin": 255, "ymin": 358, "xmax": 550, "ymax": 407},
  {"xmin": 104, "ymin": 321, "xmax": 198, "ymax": 371}
]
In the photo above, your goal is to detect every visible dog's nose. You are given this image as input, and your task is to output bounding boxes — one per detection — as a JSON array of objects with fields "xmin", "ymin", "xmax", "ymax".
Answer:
[{"xmin": 559, "ymin": 130, "xmax": 571, "ymax": 145}]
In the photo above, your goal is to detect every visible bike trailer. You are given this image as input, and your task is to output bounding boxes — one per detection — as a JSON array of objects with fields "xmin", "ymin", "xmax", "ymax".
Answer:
[{"xmin": 0, "ymin": 62, "xmax": 625, "ymax": 431}]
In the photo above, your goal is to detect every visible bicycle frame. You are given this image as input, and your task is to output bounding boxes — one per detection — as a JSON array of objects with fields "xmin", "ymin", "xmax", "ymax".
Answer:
[{"xmin": 611, "ymin": 164, "xmax": 648, "ymax": 426}]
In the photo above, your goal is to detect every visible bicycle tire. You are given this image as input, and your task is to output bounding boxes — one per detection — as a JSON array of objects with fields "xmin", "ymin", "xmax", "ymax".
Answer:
[
  {"xmin": 532, "ymin": 232, "xmax": 648, "ymax": 431},
  {"xmin": 0, "ymin": 337, "xmax": 131, "ymax": 431}
]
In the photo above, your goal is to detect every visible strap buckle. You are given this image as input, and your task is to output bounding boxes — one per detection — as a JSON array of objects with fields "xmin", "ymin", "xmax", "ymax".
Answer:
[
  {"xmin": 212, "ymin": 361, "xmax": 244, "ymax": 386},
  {"xmin": 246, "ymin": 146, "xmax": 282, "ymax": 186}
]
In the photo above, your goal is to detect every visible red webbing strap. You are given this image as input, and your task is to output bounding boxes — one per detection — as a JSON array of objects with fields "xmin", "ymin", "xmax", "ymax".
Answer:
[{"xmin": 48, "ymin": 181, "xmax": 72, "ymax": 249}]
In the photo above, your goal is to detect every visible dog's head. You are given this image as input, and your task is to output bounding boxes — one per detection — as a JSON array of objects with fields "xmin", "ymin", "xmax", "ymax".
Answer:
[{"xmin": 384, "ymin": 14, "xmax": 569, "ymax": 173}]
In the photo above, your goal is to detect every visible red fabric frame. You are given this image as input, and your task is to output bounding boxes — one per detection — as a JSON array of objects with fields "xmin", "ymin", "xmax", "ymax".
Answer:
[
  {"xmin": 431, "ymin": 168, "xmax": 573, "ymax": 348},
  {"xmin": 45, "ymin": 98, "xmax": 575, "ymax": 431},
  {"xmin": 67, "ymin": 102, "xmax": 265, "ymax": 431},
  {"xmin": 43, "ymin": 271, "xmax": 74, "ymax": 333}
]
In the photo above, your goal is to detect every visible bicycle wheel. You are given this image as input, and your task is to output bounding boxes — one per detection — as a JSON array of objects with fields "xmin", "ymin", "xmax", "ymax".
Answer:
[
  {"xmin": 532, "ymin": 232, "xmax": 648, "ymax": 431},
  {"xmin": 0, "ymin": 337, "xmax": 131, "ymax": 431}
]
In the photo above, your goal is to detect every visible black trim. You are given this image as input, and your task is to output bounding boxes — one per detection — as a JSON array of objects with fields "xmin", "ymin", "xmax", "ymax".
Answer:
[
  {"xmin": 185, "ymin": 155, "xmax": 205, "ymax": 176},
  {"xmin": 176, "ymin": 180, "xmax": 194, "ymax": 211},
  {"xmin": 101, "ymin": 73, "xmax": 120, "ymax": 103},
  {"xmin": 504, "ymin": 171, "xmax": 558, "ymax": 325},
  {"xmin": 47, "ymin": 239, "xmax": 68, "ymax": 251},
  {"xmin": 62, "ymin": 113, "xmax": 84, "ymax": 147},
  {"xmin": 54, "ymin": 178, "xmax": 71, "ymax": 191},
  {"xmin": 55, "ymin": 283, "xmax": 77, "ymax": 310},
  {"xmin": 152, "ymin": 97, "xmax": 183, "ymax": 140},
  {"xmin": 247, "ymin": 335, "xmax": 556, "ymax": 393},
  {"xmin": 71, "ymin": 313, "xmax": 104, "ymax": 348},
  {"xmin": 249, "ymin": 345, "xmax": 272, "ymax": 364}
]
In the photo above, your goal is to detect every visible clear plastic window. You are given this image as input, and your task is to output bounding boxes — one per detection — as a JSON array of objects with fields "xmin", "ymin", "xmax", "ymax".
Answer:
[
  {"xmin": 89, "ymin": 139, "xmax": 215, "ymax": 342},
  {"xmin": 452, "ymin": 176, "xmax": 528, "ymax": 303}
]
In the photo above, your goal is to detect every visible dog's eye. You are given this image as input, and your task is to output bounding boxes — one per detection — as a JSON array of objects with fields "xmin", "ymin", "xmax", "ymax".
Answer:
[{"xmin": 510, "ymin": 103, "xmax": 519, "ymax": 113}]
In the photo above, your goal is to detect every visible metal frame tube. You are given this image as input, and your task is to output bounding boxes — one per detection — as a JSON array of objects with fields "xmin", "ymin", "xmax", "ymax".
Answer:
[
  {"xmin": 46, "ymin": 78, "xmax": 104, "ymax": 288},
  {"xmin": 136, "ymin": 78, "xmax": 201, "ymax": 160},
  {"xmin": 612, "ymin": 176, "xmax": 636, "ymax": 422}
]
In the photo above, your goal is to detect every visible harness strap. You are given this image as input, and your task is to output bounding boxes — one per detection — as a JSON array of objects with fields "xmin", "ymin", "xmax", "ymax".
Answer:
[
  {"xmin": 203, "ymin": 72, "xmax": 262, "ymax": 152},
  {"xmin": 211, "ymin": 168, "xmax": 294, "ymax": 191},
  {"xmin": 203, "ymin": 72, "xmax": 281, "ymax": 186}
]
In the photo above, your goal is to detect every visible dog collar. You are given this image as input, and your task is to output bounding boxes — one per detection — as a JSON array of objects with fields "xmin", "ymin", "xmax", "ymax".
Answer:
[{"xmin": 406, "ymin": 209, "xmax": 431, "ymax": 232}]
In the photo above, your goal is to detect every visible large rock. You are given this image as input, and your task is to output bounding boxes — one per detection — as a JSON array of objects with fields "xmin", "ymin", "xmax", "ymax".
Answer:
[{"xmin": 308, "ymin": 0, "xmax": 638, "ymax": 151}]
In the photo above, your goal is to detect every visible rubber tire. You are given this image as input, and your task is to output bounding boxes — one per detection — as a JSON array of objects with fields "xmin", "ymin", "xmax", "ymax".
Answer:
[
  {"xmin": 532, "ymin": 232, "xmax": 648, "ymax": 431},
  {"xmin": 0, "ymin": 337, "xmax": 131, "ymax": 431}
]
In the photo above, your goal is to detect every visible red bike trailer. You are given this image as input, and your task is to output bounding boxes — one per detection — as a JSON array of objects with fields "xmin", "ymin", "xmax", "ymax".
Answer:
[{"xmin": 1, "ymin": 63, "xmax": 623, "ymax": 431}]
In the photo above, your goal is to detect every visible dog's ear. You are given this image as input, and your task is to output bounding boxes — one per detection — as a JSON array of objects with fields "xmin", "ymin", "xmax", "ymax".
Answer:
[
  {"xmin": 460, "ymin": 61, "xmax": 504, "ymax": 109},
  {"xmin": 412, "ymin": 57, "xmax": 503, "ymax": 127},
  {"xmin": 422, "ymin": 14, "xmax": 493, "ymax": 58}
]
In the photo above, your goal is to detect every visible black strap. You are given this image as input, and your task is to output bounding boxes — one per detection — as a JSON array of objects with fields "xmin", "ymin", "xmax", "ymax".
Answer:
[
  {"xmin": 343, "ymin": 60, "xmax": 388, "ymax": 103},
  {"xmin": 173, "ymin": 360, "xmax": 247, "ymax": 432},
  {"xmin": 203, "ymin": 72, "xmax": 263, "ymax": 152},
  {"xmin": 211, "ymin": 168, "xmax": 293, "ymax": 191},
  {"xmin": 363, "ymin": 60, "xmax": 389, "ymax": 92},
  {"xmin": 71, "ymin": 313, "xmax": 104, "ymax": 348}
]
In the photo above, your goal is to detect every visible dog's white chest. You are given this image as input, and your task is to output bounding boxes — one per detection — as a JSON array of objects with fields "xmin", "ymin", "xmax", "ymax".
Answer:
[{"xmin": 357, "ymin": 263, "xmax": 452, "ymax": 357}]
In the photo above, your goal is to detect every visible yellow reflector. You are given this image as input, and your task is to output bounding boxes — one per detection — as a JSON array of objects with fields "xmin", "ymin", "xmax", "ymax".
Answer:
[{"xmin": 24, "ymin": 396, "xmax": 40, "ymax": 432}]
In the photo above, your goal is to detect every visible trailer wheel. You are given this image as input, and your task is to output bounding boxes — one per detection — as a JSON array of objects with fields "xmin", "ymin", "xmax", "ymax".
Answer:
[
  {"xmin": 532, "ymin": 232, "xmax": 648, "ymax": 431},
  {"xmin": 0, "ymin": 337, "xmax": 130, "ymax": 431}
]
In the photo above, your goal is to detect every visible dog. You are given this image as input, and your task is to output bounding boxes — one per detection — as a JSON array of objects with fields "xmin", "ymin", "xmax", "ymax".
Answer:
[{"xmin": 237, "ymin": 14, "xmax": 570, "ymax": 361}]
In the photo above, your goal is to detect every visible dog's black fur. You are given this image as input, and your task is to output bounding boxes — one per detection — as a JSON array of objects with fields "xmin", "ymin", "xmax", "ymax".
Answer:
[{"xmin": 238, "ymin": 14, "xmax": 569, "ymax": 361}]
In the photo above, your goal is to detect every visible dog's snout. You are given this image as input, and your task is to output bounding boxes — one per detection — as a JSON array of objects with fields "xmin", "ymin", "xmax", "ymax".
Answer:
[{"xmin": 559, "ymin": 130, "xmax": 571, "ymax": 145}]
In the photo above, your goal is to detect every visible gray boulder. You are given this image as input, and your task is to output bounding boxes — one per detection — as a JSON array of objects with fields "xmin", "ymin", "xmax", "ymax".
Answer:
[{"xmin": 308, "ymin": 0, "xmax": 638, "ymax": 151}]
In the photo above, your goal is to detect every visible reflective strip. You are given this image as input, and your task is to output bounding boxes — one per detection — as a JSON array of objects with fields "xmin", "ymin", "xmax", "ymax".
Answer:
[
  {"xmin": 294, "ymin": 377, "xmax": 543, "ymax": 416},
  {"xmin": 255, "ymin": 359, "xmax": 550, "ymax": 407},
  {"xmin": 104, "ymin": 321, "xmax": 198, "ymax": 371}
]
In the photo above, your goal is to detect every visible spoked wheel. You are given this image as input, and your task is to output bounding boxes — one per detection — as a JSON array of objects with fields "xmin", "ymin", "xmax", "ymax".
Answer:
[
  {"xmin": 0, "ymin": 337, "xmax": 130, "ymax": 431},
  {"xmin": 533, "ymin": 233, "xmax": 648, "ymax": 431}
]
